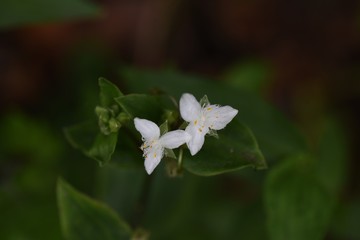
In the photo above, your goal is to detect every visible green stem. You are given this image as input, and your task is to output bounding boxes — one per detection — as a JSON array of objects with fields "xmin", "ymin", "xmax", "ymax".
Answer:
[{"xmin": 178, "ymin": 147, "xmax": 183, "ymax": 168}]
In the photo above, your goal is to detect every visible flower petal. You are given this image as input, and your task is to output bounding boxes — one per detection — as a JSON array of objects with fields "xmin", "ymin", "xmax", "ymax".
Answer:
[
  {"xmin": 134, "ymin": 118, "xmax": 160, "ymax": 140},
  {"xmin": 206, "ymin": 105, "xmax": 238, "ymax": 130},
  {"xmin": 185, "ymin": 124, "xmax": 206, "ymax": 155},
  {"xmin": 179, "ymin": 93, "xmax": 201, "ymax": 122},
  {"xmin": 144, "ymin": 146, "xmax": 163, "ymax": 174},
  {"xmin": 160, "ymin": 130, "xmax": 191, "ymax": 149}
]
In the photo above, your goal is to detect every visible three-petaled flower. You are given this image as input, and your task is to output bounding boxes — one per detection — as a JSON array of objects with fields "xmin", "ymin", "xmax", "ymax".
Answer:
[
  {"xmin": 134, "ymin": 118, "xmax": 191, "ymax": 174},
  {"xmin": 180, "ymin": 93, "xmax": 238, "ymax": 156}
]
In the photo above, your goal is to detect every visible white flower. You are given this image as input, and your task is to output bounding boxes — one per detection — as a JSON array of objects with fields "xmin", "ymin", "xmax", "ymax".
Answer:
[
  {"xmin": 134, "ymin": 118, "xmax": 191, "ymax": 174},
  {"xmin": 179, "ymin": 93, "xmax": 238, "ymax": 156}
]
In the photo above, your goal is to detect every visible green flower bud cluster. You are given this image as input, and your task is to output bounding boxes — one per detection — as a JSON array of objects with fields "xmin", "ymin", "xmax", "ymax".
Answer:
[{"xmin": 95, "ymin": 105, "xmax": 129, "ymax": 135}]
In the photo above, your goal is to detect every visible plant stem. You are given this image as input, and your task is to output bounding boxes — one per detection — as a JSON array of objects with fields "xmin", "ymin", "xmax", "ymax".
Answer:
[{"xmin": 178, "ymin": 147, "xmax": 183, "ymax": 168}]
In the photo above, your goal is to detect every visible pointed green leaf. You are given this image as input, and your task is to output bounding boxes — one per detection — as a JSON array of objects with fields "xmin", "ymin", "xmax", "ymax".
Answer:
[
  {"xmin": 57, "ymin": 178, "xmax": 132, "ymax": 240},
  {"xmin": 115, "ymin": 94, "xmax": 161, "ymax": 120},
  {"xmin": 199, "ymin": 95, "xmax": 210, "ymax": 107},
  {"xmin": 0, "ymin": 0, "xmax": 100, "ymax": 29},
  {"xmin": 183, "ymin": 120, "xmax": 266, "ymax": 176},
  {"xmin": 87, "ymin": 133, "xmax": 118, "ymax": 166},
  {"xmin": 98, "ymin": 78, "xmax": 123, "ymax": 107},
  {"xmin": 64, "ymin": 121, "xmax": 117, "ymax": 165}
]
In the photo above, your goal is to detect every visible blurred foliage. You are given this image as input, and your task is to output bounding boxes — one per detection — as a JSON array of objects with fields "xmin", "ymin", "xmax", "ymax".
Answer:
[
  {"xmin": 0, "ymin": 0, "xmax": 100, "ymax": 29},
  {"xmin": 0, "ymin": 112, "xmax": 63, "ymax": 239},
  {"xmin": 222, "ymin": 60, "xmax": 272, "ymax": 93}
]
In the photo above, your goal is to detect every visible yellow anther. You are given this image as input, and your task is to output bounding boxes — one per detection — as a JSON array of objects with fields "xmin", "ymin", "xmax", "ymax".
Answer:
[
  {"xmin": 207, "ymin": 107, "xmax": 212, "ymax": 111},
  {"xmin": 198, "ymin": 128, "xmax": 202, "ymax": 132},
  {"xmin": 194, "ymin": 120, "xmax": 198, "ymax": 125}
]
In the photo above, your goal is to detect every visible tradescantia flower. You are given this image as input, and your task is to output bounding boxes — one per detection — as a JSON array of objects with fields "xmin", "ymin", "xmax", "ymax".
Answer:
[
  {"xmin": 179, "ymin": 93, "xmax": 238, "ymax": 156},
  {"xmin": 134, "ymin": 118, "xmax": 191, "ymax": 174}
]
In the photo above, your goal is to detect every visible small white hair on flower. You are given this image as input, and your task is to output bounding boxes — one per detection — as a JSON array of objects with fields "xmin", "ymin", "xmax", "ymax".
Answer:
[
  {"xmin": 134, "ymin": 118, "xmax": 191, "ymax": 174},
  {"xmin": 179, "ymin": 93, "xmax": 238, "ymax": 156}
]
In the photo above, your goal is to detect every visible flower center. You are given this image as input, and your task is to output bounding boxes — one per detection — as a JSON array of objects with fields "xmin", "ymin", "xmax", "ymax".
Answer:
[
  {"xmin": 141, "ymin": 139, "xmax": 159, "ymax": 157},
  {"xmin": 193, "ymin": 113, "xmax": 208, "ymax": 133}
]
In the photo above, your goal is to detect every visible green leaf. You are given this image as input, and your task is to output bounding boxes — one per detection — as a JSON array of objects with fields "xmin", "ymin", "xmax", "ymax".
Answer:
[
  {"xmin": 315, "ymin": 119, "xmax": 348, "ymax": 195},
  {"xmin": 120, "ymin": 68, "xmax": 306, "ymax": 162},
  {"xmin": 98, "ymin": 78, "xmax": 123, "ymax": 107},
  {"xmin": 115, "ymin": 94, "xmax": 161, "ymax": 120},
  {"xmin": 0, "ymin": 0, "xmax": 100, "ymax": 29},
  {"xmin": 265, "ymin": 154, "xmax": 333, "ymax": 240},
  {"xmin": 331, "ymin": 200, "xmax": 360, "ymax": 239},
  {"xmin": 317, "ymin": 119, "xmax": 349, "ymax": 239},
  {"xmin": 199, "ymin": 95, "xmax": 210, "ymax": 106},
  {"xmin": 183, "ymin": 120, "xmax": 266, "ymax": 176},
  {"xmin": 0, "ymin": 111, "xmax": 62, "ymax": 161},
  {"xmin": 57, "ymin": 178, "xmax": 132, "ymax": 240},
  {"xmin": 64, "ymin": 121, "xmax": 117, "ymax": 165},
  {"xmin": 264, "ymin": 118, "xmax": 348, "ymax": 240},
  {"xmin": 222, "ymin": 60, "xmax": 271, "ymax": 93}
]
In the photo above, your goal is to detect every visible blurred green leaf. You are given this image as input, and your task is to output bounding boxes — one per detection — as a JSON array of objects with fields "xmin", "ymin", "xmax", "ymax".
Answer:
[
  {"xmin": 0, "ymin": 112, "xmax": 62, "ymax": 161},
  {"xmin": 222, "ymin": 60, "xmax": 271, "ymax": 92},
  {"xmin": 99, "ymin": 78, "xmax": 123, "ymax": 107},
  {"xmin": 315, "ymin": 119, "xmax": 347, "ymax": 195},
  {"xmin": 0, "ymin": 112, "xmax": 63, "ymax": 239},
  {"xmin": 331, "ymin": 200, "xmax": 360, "ymax": 239},
  {"xmin": 64, "ymin": 121, "xmax": 117, "ymax": 165},
  {"xmin": 115, "ymin": 94, "xmax": 162, "ymax": 120},
  {"xmin": 0, "ymin": 0, "xmax": 100, "ymax": 29},
  {"xmin": 183, "ymin": 120, "xmax": 266, "ymax": 176},
  {"xmin": 265, "ymin": 119, "xmax": 348, "ymax": 240},
  {"xmin": 319, "ymin": 119, "xmax": 351, "ymax": 239},
  {"xmin": 265, "ymin": 154, "xmax": 333, "ymax": 240},
  {"xmin": 120, "ymin": 68, "xmax": 306, "ymax": 163},
  {"xmin": 57, "ymin": 178, "xmax": 132, "ymax": 240}
]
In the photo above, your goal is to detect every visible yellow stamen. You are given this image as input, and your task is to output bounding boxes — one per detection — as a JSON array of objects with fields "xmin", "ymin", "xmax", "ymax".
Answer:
[{"xmin": 194, "ymin": 120, "xmax": 198, "ymax": 125}]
